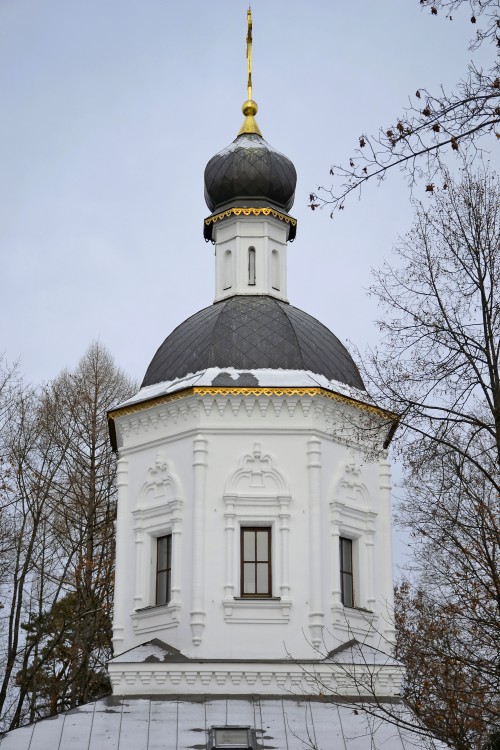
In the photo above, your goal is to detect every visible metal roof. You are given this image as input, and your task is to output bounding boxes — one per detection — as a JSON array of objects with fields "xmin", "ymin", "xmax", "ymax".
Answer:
[
  {"xmin": 142, "ymin": 296, "xmax": 365, "ymax": 391},
  {"xmin": 0, "ymin": 697, "xmax": 426, "ymax": 750},
  {"xmin": 204, "ymin": 133, "xmax": 297, "ymax": 214}
]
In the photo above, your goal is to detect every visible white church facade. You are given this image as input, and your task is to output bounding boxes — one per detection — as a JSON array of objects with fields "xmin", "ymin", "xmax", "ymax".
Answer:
[
  {"xmin": 0, "ymin": 11, "xmax": 425, "ymax": 750},
  {"xmin": 106, "ymin": 55, "xmax": 399, "ymax": 695}
]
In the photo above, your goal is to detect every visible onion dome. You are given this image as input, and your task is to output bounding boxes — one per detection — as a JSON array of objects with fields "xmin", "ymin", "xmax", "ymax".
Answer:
[
  {"xmin": 142, "ymin": 296, "xmax": 365, "ymax": 391},
  {"xmin": 204, "ymin": 127, "xmax": 297, "ymax": 215}
]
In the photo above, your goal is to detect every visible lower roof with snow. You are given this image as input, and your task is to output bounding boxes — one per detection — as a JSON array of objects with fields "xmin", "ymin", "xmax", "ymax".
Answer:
[
  {"xmin": 0, "ymin": 696, "xmax": 424, "ymax": 750},
  {"xmin": 111, "ymin": 367, "xmax": 377, "ymax": 414}
]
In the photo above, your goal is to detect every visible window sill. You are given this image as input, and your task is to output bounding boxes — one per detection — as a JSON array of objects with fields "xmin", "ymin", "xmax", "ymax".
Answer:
[
  {"xmin": 343, "ymin": 605, "xmax": 374, "ymax": 614},
  {"xmin": 131, "ymin": 601, "xmax": 180, "ymax": 635},
  {"xmin": 135, "ymin": 603, "xmax": 173, "ymax": 612},
  {"xmin": 233, "ymin": 596, "xmax": 281, "ymax": 601},
  {"xmin": 223, "ymin": 597, "xmax": 290, "ymax": 624}
]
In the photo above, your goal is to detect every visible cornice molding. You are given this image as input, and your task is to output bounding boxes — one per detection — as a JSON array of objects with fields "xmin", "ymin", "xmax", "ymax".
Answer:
[
  {"xmin": 203, "ymin": 206, "xmax": 297, "ymax": 242},
  {"xmin": 109, "ymin": 386, "xmax": 395, "ymax": 422},
  {"xmin": 108, "ymin": 659, "xmax": 403, "ymax": 697}
]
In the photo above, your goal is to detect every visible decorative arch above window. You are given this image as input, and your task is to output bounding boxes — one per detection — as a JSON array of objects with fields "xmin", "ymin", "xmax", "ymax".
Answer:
[
  {"xmin": 140, "ymin": 453, "xmax": 182, "ymax": 505},
  {"xmin": 223, "ymin": 443, "xmax": 291, "ymax": 623},
  {"xmin": 224, "ymin": 442, "xmax": 289, "ymax": 496}
]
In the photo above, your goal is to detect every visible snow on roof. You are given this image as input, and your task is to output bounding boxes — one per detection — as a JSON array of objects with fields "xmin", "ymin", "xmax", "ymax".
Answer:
[
  {"xmin": 110, "ymin": 639, "xmax": 188, "ymax": 664},
  {"xmin": 110, "ymin": 367, "xmax": 378, "ymax": 413},
  {"xmin": 0, "ymin": 696, "xmax": 428, "ymax": 750},
  {"xmin": 327, "ymin": 639, "xmax": 401, "ymax": 667}
]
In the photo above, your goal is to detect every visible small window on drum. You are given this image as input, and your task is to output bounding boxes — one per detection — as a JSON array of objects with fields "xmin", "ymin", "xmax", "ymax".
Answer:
[
  {"xmin": 271, "ymin": 249, "xmax": 280, "ymax": 290},
  {"xmin": 156, "ymin": 534, "xmax": 172, "ymax": 605},
  {"xmin": 248, "ymin": 247, "xmax": 256, "ymax": 285},
  {"xmin": 223, "ymin": 249, "xmax": 232, "ymax": 290},
  {"xmin": 241, "ymin": 527, "xmax": 272, "ymax": 597}
]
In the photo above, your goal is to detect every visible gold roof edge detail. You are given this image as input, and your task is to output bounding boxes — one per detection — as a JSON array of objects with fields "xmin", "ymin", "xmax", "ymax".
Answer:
[
  {"xmin": 108, "ymin": 385, "xmax": 396, "ymax": 423},
  {"xmin": 204, "ymin": 207, "xmax": 297, "ymax": 228},
  {"xmin": 108, "ymin": 388, "xmax": 195, "ymax": 421}
]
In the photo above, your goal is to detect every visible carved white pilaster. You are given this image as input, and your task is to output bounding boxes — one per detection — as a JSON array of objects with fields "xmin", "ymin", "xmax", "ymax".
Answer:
[
  {"xmin": 224, "ymin": 496, "xmax": 236, "ymax": 601},
  {"xmin": 307, "ymin": 436, "xmax": 324, "ymax": 647},
  {"xmin": 112, "ymin": 457, "xmax": 129, "ymax": 653},
  {"xmin": 330, "ymin": 503, "xmax": 342, "ymax": 609},
  {"xmin": 364, "ymin": 527, "xmax": 376, "ymax": 610},
  {"xmin": 133, "ymin": 528, "xmax": 145, "ymax": 608},
  {"xmin": 279, "ymin": 497, "xmax": 290, "ymax": 602},
  {"xmin": 191, "ymin": 435, "xmax": 208, "ymax": 645},
  {"xmin": 170, "ymin": 502, "xmax": 183, "ymax": 607}
]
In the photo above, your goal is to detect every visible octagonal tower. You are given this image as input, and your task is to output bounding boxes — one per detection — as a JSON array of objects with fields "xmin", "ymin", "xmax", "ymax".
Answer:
[{"xmin": 107, "ymin": 11, "xmax": 399, "ymax": 698}]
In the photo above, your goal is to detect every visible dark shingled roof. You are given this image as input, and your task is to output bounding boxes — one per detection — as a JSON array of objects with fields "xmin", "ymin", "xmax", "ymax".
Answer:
[
  {"xmin": 142, "ymin": 296, "xmax": 365, "ymax": 390},
  {"xmin": 204, "ymin": 133, "xmax": 297, "ymax": 213}
]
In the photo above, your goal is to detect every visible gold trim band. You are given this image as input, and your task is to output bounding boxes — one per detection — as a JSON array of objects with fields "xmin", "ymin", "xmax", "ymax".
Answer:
[
  {"xmin": 204, "ymin": 207, "xmax": 297, "ymax": 228},
  {"xmin": 108, "ymin": 386, "xmax": 395, "ymax": 422}
]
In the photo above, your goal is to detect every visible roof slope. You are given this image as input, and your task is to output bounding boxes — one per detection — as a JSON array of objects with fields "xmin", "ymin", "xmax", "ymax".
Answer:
[
  {"xmin": 142, "ymin": 296, "xmax": 365, "ymax": 390},
  {"xmin": 0, "ymin": 696, "xmax": 426, "ymax": 750}
]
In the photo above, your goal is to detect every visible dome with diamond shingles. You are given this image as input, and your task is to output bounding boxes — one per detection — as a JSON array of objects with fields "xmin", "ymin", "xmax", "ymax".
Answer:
[
  {"xmin": 204, "ymin": 133, "xmax": 297, "ymax": 214},
  {"xmin": 142, "ymin": 296, "xmax": 365, "ymax": 390}
]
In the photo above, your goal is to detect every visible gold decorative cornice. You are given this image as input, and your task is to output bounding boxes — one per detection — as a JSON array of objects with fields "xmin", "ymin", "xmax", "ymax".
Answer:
[
  {"xmin": 204, "ymin": 206, "xmax": 297, "ymax": 229},
  {"xmin": 108, "ymin": 389, "xmax": 194, "ymax": 421},
  {"xmin": 108, "ymin": 385, "xmax": 396, "ymax": 423}
]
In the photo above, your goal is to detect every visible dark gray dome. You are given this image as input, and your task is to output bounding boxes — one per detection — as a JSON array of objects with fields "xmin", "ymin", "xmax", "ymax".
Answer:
[
  {"xmin": 142, "ymin": 296, "xmax": 365, "ymax": 390},
  {"xmin": 204, "ymin": 134, "xmax": 297, "ymax": 214}
]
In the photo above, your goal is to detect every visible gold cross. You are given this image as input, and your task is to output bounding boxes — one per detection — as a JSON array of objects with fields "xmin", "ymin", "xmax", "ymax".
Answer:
[{"xmin": 246, "ymin": 7, "xmax": 253, "ymax": 101}]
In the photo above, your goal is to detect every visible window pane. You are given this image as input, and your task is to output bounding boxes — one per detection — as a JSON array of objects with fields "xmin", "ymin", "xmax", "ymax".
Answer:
[
  {"xmin": 342, "ymin": 573, "xmax": 354, "ymax": 608},
  {"xmin": 341, "ymin": 538, "xmax": 352, "ymax": 572},
  {"xmin": 243, "ymin": 531, "xmax": 255, "ymax": 561},
  {"xmin": 158, "ymin": 536, "xmax": 169, "ymax": 571},
  {"xmin": 256, "ymin": 531, "xmax": 268, "ymax": 561},
  {"xmin": 256, "ymin": 563, "xmax": 269, "ymax": 594},
  {"xmin": 156, "ymin": 570, "xmax": 168, "ymax": 605},
  {"xmin": 166, "ymin": 569, "xmax": 171, "ymax": 604},
  {"xmin": 244, "ymin": 563, "xmax": 255, "ymax": 593},
  {"xmin": 215, "ymin": 729, "xmax": 249, "ymax": 745}
]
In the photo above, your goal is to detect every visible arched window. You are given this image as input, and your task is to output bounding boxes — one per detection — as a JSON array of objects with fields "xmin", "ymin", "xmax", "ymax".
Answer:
[
  {"xmin": 272, "ymin": 249, "xmax": 280, "ymax": 290},
  {"xmin": 248, "ymin": 247, "xmax": 256, "ymax": 286},
  {"xmin": 223, "ymin": 249, "xmax": 232, "ymax": 290}
]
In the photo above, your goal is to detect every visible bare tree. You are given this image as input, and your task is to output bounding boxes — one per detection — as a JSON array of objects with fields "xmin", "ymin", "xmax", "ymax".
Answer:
[
  {"xmin": 294, "ymin": 167, "xmax": 500, "ymax": 749},
  {"xmin": 309, "ymin": 1, "xmax": 500, "ymax": 214},
  {"xmin": 395, "ymin": 582, "xmax": 499, "ymax": 750},
  {"xmin": 0, "ymin": 343, "xmax": 134, "ymax": 729},
  {"xmin": 16, "ymin": 343, "xmax": 134, "ymax": 723},
  {"xmin": 0, "ymin": 379, "xmax": 68, "ymax": 728},
  {"xmin": 362, "ymin": 166, "xmax": 500, "ymax": 747}
]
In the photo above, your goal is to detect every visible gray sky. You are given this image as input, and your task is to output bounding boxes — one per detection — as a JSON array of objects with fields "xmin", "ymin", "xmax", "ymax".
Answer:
[{"xmin": 0, "ymin": 1, "xmax": 497, "ymax": 564}]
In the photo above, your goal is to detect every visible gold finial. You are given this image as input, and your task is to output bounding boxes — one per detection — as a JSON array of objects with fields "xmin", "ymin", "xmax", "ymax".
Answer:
[{"xmin": 238, "ymin": 6, "xmax": 262, "ymax": 137}]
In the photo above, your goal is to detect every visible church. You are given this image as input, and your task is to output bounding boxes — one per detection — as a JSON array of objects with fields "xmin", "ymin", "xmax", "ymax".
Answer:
[{"xmin": 0, "ymin": 10, "xmax": 422, "ymax": 750}]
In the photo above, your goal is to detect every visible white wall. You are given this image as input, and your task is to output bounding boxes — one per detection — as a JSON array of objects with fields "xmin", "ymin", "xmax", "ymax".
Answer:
[
  {"xmin": 112, "ymin": 388, "xmax": 395, "ymax": 663},
  {"xmin": 213, "ymin": 215, "xmax": 289, "ymax": 302}
]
